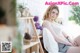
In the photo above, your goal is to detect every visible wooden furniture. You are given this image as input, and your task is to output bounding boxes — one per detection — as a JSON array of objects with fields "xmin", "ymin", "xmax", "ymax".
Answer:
[
  {"xmin": 18, "ymin": 17, "xmax": 44, "ymax": 53},
  {"xmin": 23, "ymin": 36, "xmax": 42, "ymax": 53}
]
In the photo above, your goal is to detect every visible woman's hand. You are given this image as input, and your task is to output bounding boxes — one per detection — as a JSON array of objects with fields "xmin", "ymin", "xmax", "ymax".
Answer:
[
  {"xmin": 66, "ymin": 42, "xmax": 73, "ymax": 46},
  {"xmin": 72, "ymin": 41, "xmax": 78, "ymax": 46},
  {"xmin": 67, "ymin": 37, "xmax": 77, "ymax": 46},
  {"xmin": 67, "ymin": 41, "xmax": 77, "ymax": 46}
]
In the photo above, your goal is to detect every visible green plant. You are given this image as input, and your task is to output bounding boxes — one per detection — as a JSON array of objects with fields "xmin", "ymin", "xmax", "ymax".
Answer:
[
  {"xmin": 13, "ymin": 32, "xmax": 22, "ymax": 53},
  {"xmin": 10, "ymin": 0, "xmax": 16, "ymax": 17},
  {"xmin": 18, "ymin": 4, "xmax": 25, "ymax": 17},
  {"xmin": 69, "ymin": 6, "xmax": 80, "ymax": 25},
  {"xmin": 9, "ymin": 0, "xmax": 22, "ymax": 53}
]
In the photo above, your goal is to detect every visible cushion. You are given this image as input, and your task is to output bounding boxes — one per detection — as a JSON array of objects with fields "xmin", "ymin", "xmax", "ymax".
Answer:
[{"xmin": 43, "ymin": 28, "xmax": 59, "ymax": 53}]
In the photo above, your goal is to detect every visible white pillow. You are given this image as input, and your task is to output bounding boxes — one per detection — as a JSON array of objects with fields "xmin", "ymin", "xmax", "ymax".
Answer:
[{"xmin": 43, "ymin": 28, "xmax": 59, "ymax": 53}]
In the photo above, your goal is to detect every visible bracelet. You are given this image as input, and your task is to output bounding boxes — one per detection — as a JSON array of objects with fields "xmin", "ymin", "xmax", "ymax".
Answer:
[
  {"xmin": 66, "ymin": 36, "xmax": 69, "ymax": 39},
  {"xmin": 66, "ymin": 36, "xmax": 71, "ymax": 42}
]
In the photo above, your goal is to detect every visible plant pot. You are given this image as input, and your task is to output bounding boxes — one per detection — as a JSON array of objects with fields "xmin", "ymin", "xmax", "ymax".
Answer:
[{"xmin": 23, "ymin": 39, "xmax": 31, "ymax": 45}]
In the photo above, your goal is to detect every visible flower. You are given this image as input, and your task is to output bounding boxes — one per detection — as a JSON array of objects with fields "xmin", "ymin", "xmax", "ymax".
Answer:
[
  {"xmin": 33, "ymin": 16, "xmax": 39, "ymax": 22},
  {"xmin": 35, "ymin": 22, "xmax": 40, "ymax": 29},
  {"xmin": 35, "ymin": 22, "xmax": 43, "ymax": 30},
  {"xmin": 33, "ymin": 16, "xmax": 43, "ymax": 30},
  {"xmin": 39, "ymin": 26, "xmax": 43, "ymax": 30}
]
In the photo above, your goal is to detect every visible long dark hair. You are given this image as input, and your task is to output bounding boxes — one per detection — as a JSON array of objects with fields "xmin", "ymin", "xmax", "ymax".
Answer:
[{"xmin": 0, "ymin": 7, "xmax": 7, "ymax": 24}]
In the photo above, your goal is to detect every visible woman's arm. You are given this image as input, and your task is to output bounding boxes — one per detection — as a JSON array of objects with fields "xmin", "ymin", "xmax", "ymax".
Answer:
[
  {"xmin": 62, "ymin": 32, "xmax": 74, "ymax": 45},
  {"xmin": 62, "ymin": 32, "xmax": 69, "ymax": 38},
  {"xmin": 43, "ymin": 21, "xmax": 72, "ymax": 45}
]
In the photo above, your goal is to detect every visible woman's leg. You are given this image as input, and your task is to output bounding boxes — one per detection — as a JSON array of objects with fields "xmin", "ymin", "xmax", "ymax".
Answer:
[
  {"xmin": 67, "ymin": 47, "xmax": 80, "ymax": 53},
  {"xmin": 66, "ymin": 35, "xmax": 80, "ymax": 53},
  {"xmin": 73, "ymin": 35, "xmax": 80, "ymax": 46}
]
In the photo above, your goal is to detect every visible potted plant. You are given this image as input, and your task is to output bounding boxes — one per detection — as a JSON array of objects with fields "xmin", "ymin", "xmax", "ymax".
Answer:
[
  {"xmin": 23, "ymin": 33, "xmax": 32, "ymax": 45},
  {"xmin": 18, "ymin": 4, "xmax": 25, "ymax": 17}
]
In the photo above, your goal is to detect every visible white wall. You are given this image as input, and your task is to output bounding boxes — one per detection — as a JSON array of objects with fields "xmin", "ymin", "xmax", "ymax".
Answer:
[{"xmin": 17, "ymin": 0, "xmax": 79, "ymax": 24}]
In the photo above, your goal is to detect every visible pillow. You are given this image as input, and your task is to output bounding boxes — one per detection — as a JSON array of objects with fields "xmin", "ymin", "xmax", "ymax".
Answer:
[{"xmin": 43, "ymin": 28, "xmax": 59, "ymax": 53}]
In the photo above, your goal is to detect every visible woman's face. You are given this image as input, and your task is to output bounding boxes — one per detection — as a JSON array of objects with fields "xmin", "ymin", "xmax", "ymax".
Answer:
[{"xmin": 49, "ymin": 9, "xmax": 59, "ymax": 21}]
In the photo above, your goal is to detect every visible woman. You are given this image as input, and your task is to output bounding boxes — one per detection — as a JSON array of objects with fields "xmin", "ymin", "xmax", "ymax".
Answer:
[{"xmin": 42, "ymin": 5, "xmax": 80, "ymax": 53}]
